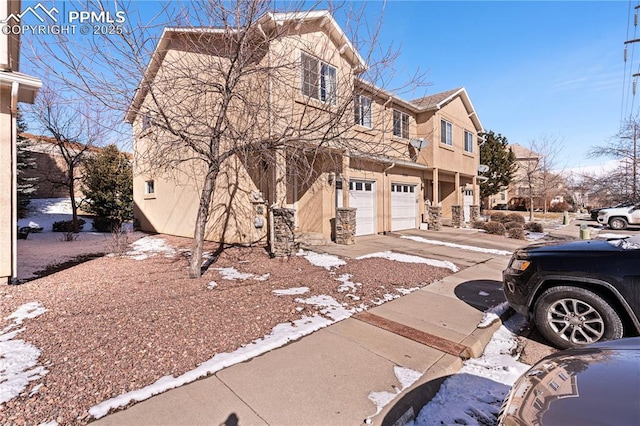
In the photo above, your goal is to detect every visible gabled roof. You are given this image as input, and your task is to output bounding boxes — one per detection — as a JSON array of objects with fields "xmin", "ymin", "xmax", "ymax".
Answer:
[
  {"xmin": 510, "ymin": 143, "xmax": 539, "ymax": 160},
  {"xmin": 412, "ymin": 87, "xmax": 483, "ymax": 132},
  {"xmin": 126, "ymin": 10, "xmax": 366, "ymax": 123}
]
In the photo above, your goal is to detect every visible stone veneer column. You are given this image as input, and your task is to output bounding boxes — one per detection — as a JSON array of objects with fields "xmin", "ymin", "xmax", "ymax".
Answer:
[
  {"xmin": 428, "ymin": 206, "xmax": 442, "ymax": 231},
  {"xmin": 335, "ymin": 207, "xmax": 356, "ymax": 245},
  {"xmin": 470, "ymin": 205, "xmax": 480, "ymax": 223},
  {"xmin": 270, "ymin": 207, "xmax": 296, "ymax": 257},
  {"xmin": 451, "ymin": 205, "xmax": 462, "ymax": 228}
]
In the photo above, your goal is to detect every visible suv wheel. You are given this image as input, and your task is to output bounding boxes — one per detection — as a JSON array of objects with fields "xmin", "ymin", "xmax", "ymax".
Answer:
[
  {"xmin": 534, "ymin": 286, "xmax": 623, "ymax": 349},
  {"xmin": 609, "ymin": 217, "xmax": 628, "ymax": 230}
]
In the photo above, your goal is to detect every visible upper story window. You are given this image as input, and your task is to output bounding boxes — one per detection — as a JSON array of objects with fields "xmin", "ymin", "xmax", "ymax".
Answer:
[
  {"xmin": 301, "ymin": 52, "xmax": 336, "ymax": 105},
  {"xmin": 141, "ymin": 113, "xmax": 151, "ymax": 131},
  {"xmin": 440, "ymin": 119, "xmax": 453, "ymax": 146},
  {"xmin": 354, "ymin": 95, "xmax": 372, "ymax": 128},
  {"xmin": 464, "ymin": 130, "xmax": 474, "ymax": 153},
  {"xmin": 393, "ymin": 110, "xmax": 409, "ymax": 139},
  {"xmin": 145, "ymin": 180, "xmax": 155, "ymax": 195}
]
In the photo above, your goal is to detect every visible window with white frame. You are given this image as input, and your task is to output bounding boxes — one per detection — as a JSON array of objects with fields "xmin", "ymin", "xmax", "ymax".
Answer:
[
  {"xmin": 440, "ymin": 119, "xmax": 453, "ymax": 146},
  {"xmin": 464, "ymin": 130, "xmax": 474, "ymax": 153},
  {"xmin": 145, "ymin": 180, "xmax": 155, "ymax": 195},
  {"xmin": 393, "ymin": 110, "xmax": 409, "ymax": 139},
  {"xmin": 301, "ymin": 52, "xmax": 337, "ymax": 105},
  {"xmin": 354, "ymin": 95, "xmax": 372, "ymax": 128}
]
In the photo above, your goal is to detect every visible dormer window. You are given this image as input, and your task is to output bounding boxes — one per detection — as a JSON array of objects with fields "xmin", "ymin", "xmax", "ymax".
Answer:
[{"xmin": 301, "ymin": 52, "xmax": 337, "ymax": 105}]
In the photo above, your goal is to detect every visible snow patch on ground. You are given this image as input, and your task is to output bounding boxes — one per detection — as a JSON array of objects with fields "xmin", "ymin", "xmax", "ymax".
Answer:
[
  {"xmin": 357, "ymin": 251, "xmax": 458, "ymax": 272},
  {"xmin": 401, "ymin": 235, "xmax": 512, "ymax": 256},
  {"xmin": 0, "ymin": 302, "xmax": 48, "ymax": 406},
  {"xmin": 297, "ymin": 250, "xmax": 346, "ymax": 270},
  {"xmin": 478, "ymin": 302, "xmax": 511, "ymax": 329},
  {"xmin": 335, "ymin": 273, "xmax": 361, "ymax": 293},
  {"xmin": 598, "ymin": 233, "xmax": 632, "ymax": 239},
  {"xmin": 89, "ymin": 294, "xmax": 357, "ymax": 420},
  {"xmin": 17, "ymin": 198, "xmax": 94, "ymax": 232},
  {"xmin": 525, "ymin": 232, "xmax": 547, "ymax": 241},
  {"xmin": 368, "ymin": 366, "xmax": 423, "ymax": 418},
  {"xmin": 213, "ymin": 267, "xmax": 270, "ymax": 281},
  {"xmin": 206, "ymin": 281, "xmax": 218, "ymax": 290},
  {"xmin": 409, "ymin": 315, "xmax": 530, "ymax": 426},
  {"xmin": 125, "ymin": 237, "xmax": 176, "ymax": 260},
  {"xmin": 272, "ymin": 287, "xmax": 309, "ymax": 296}
]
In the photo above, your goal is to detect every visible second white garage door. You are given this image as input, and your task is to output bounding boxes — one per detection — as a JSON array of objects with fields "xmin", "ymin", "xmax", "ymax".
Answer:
[
  {"xmin": 391, "ymin": 183, "xmax": 417, "ymax": 231},
  {"xmin": 337, "ymin": 180, "xmax": 376, "ymax": 236}
]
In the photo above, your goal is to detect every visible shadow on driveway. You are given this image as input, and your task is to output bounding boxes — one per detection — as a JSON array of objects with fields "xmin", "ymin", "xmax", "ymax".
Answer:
[{"xmin": 453, "ymin": 279, "xmax": 506, "ymax": 312}]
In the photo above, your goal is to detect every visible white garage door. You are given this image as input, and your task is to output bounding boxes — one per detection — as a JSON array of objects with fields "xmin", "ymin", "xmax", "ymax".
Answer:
[
  {"xmin": 391, "ymin": 183, "xmax": 417, "ymax": 231},
  {"xmin": 337, "ymin": 180, "xmax": 376, "ymax": 236}
]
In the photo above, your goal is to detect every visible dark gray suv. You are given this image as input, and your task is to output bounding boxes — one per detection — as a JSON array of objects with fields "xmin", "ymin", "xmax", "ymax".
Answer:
[{"xmin": 503, "ymin": 236, "xmax": 640, "ymax": 349}]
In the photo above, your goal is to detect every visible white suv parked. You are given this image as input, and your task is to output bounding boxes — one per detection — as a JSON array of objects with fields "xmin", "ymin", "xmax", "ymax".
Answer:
[{"xmin": 598, "ymin": 203, "xmax": 640, "ymax": 230}]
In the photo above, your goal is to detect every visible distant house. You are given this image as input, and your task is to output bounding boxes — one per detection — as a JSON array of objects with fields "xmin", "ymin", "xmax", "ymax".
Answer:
[
  {"xmin": 1, "ymin": 0, "xmax": 42, "ymax": 283},
  {"xmin": 18, "ymin": 133, "xmax": 109, "ymax": 198},
  {"xmin": 127, "ymin": 11, "xmax": 484, "ymax": 244}
]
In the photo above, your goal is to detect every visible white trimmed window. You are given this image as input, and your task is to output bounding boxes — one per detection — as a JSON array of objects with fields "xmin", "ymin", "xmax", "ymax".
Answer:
[
  {"xmin": 393, "ymin": 110, "xmax": 409, "ymax": 139},
  {"xmin": 440, "ymin": 119, "xmax": 453, "ymax": 146},
  {"xmin": 301, "ymin": 52, "xmax": 337, "ymax": 105},
  {"xmin": 464, "ymin": 130, "xmax": 474, "ymax": 153},
  {"xmin": 354, "ymin": 95, "xmax": 372, "ymax": 128},
  {"xmin": 145, "ymin": 180, "xmax": 155, "ymax": 195}
]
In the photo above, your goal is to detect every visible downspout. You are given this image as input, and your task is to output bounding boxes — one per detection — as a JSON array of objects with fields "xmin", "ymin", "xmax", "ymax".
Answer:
[
  {"xmin": 10, "ymin": 81, "xmax": 19, "ymax": 284},
  {"xmin": 383, "ymin": 162, "xmax": 395, "ymax": 234}
]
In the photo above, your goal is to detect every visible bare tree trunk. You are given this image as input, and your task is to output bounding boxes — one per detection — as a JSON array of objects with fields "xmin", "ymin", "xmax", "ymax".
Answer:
[{"xmin": 189, "ymin": 165, "xmax": 219, "ymax": 278}]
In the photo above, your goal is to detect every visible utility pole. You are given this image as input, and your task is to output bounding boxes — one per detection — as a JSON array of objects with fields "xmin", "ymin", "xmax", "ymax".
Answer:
[{"xmin": 624, "ymin": 7, "xmax": 640, "ymax": 200}]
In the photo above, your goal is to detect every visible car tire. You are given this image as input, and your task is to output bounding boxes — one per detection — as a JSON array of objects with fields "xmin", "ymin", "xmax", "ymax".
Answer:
[
  {"xmin": 608, "ymin": 217, "xmax": 628, "ymax": 230},
  {"xmin": 534, "ymin": 286, "xmax": 623, "ymax": 349}
]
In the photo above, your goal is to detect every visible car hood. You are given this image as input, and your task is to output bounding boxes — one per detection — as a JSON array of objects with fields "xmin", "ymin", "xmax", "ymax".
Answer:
[
  {"xmin": 516, "ymin": 239, "xmax": 622, "ymax": 255},
  {"xmin": 502, "ymin": 338, "xmax": 640, "ymax": 425}
]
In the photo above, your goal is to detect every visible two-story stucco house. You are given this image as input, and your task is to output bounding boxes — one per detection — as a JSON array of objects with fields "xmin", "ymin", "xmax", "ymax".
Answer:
[
  {"xmin": 1, "ymin": 0, "xmax": 42, "ymax": 283},
  {"xmin": 128, "ymin": 11, "xmax": 483, "ymax": 245}
]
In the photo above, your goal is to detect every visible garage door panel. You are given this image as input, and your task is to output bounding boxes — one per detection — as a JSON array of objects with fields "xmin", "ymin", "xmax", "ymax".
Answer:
[
  {"xmin": 391, "ymin": 183, "xmax": 417, "ymax": 231},
  {"xmin": 337, "ymin": 180, "xmax": 376, "ymax": 236}
]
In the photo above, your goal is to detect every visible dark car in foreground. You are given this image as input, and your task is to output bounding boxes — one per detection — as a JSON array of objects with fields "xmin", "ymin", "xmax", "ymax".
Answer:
[
  {"xmin": 503, "ymin": 236, "xmax": 640, "ymax": 349},
  {"xmin": 498, "ymin": 337, "xmax": 640, "ymax": 425}
]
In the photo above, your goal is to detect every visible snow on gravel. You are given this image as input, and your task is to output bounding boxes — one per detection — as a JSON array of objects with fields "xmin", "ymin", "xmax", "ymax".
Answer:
[
  {"xmin": 89, "ymin": 293, "xmax": 355, "ymax": 419},
  {"xmin": 0, "ymin": 302, "xmax": 48, "ymax": 406},
  {"xmin": 401, "ymin": 235, "xmax": 512, "ymax": 256},
  {"xmin": 126, "ymin": 237, "xmax": 177, "ymax": 260},
  {"xmin": 525, "ymin": 232, "xmax": 547, "ymax": 241},
  {"xmin": 213, "ymin": 267, "xmax": 270, "ymax": 281},
  {"xmin": 272, "ymin": 287, "xmax": 309, "ymax": 296},
  {"xmin": 357, "ymin": 251, "xmax": 458, "ymax": 272},
  {"xmin": 297, "ymin": 250, "xmax": 346, "ymax": 269},
  {"xmin": 409, "ymin": 314, "xmax": 530, "ymax": 426}
]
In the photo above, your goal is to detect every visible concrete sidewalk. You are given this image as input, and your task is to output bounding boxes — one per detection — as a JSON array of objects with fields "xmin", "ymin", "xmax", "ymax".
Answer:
[{"xmin": 95, "ymin": 229, "xmax": 521, "ymax": 426}]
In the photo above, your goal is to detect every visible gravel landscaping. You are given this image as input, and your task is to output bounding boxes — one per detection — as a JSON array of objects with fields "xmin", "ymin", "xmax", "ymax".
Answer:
[{"xmin": 1, "ymin": 234, "xmax": 455, "ymax": 425}]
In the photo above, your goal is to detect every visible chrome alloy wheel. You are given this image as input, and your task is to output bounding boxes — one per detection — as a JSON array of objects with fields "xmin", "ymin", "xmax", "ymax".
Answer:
[{"xmin": 546, "ymin": 298, "xmax": 605, "ymax": 344}]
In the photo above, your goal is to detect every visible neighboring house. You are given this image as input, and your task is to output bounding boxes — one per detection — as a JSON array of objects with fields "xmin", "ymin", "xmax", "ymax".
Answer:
[
  {"xmin": 488, "ymin": 143, "xmax": 542, "ymax": 210},
  {"xmin": 128, "ymin": 11, "xmax": 483, "ymax": 244},
  {"xmin": 18, "ymin": 132, "xmax": 105, "ymax": 198},
  {"xmin": 1, "ymin": 0, "xmax": 42, "ymax": 283}
]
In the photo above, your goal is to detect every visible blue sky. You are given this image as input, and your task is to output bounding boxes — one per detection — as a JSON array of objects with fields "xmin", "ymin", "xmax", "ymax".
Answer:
[
  {"xmin": 368, "ymin": 1, "xmax": 631, "ymax": 170},
  {"xmin": 16, "ymin": 1, "xmax": 633, "ymax": 170}
]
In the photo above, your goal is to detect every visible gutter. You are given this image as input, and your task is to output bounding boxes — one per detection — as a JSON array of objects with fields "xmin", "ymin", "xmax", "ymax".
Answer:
[{"xmin": 382, "ymin": 162, "xmax": 396, "ymax": 234}]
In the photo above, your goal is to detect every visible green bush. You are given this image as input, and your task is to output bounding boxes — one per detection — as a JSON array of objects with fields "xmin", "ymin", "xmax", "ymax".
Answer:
[
  {"xmin": 92, "ymin": 217, "xmax": 122, "ymax": 232},
  {"xmin": 484, "ymin": 221, "xmax": 506, "ymax": 235},
  {"xmin": 524, "ymin": 222, "xmax": 544, "ymax": 233},
  {"xmin": 504, "ymin": 213, "xmax": 526, "ymax": 224},
  {"xmin": 508, "ymin": 227, "xmax": 526, "ymax": 240},
  {"xmin": 490, "ymin": 212, "xmax": 506, "ymax": 222},
  {"xmin": 52, "ymin": 218, "xmax": 86, "ymax": 232}
]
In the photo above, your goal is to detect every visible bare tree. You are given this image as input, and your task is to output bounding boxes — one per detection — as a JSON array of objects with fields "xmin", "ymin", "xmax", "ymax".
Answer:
[
  {"xmin": 589, "ymin": 116, "xmax": 639, "ymax": 201},
  {"xmin": 30, "ymin": 87, "xmax": 102, "ymax": 232},
  {"xmin": 531, "ymin": 136, "xmax": 565, "ymax": 214},
  {"xmin": 29, "ymin": 0, "xmax": 429, "ymax": 277}
]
